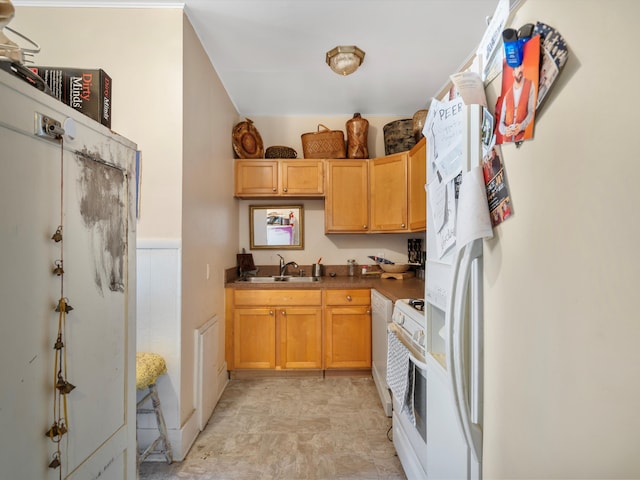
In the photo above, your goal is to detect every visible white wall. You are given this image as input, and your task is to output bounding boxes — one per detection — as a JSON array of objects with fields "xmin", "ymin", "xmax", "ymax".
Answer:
[
  {"xmin": 180, "ymin": 12, "xmax": 238, "ymax": 431},
  {"xmin": 13, "ymin": 7, "xmax": 184, "ymax": 240},
  {"xmin": 235, "ymin": 115, "xmax": 426, "ymax": 267},
  {"xmin": 238, "ymin": 199, "xmax": 422, "ymax": 267},
  {"xmin": 482, "ymin": 1, "xmax": 640, "ymax": 478},
  {"xmin": 247, "ymin": 114, "xmax": 409, "ymax": 161}
]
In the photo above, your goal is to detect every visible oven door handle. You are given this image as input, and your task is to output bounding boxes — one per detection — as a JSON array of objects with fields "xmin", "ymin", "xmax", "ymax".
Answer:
[
  {"xmin": 407, "ymin": 351, "xmax": 428, "ymax": 372},
  {"xmin": 388, "ymin": 323, "xmax": 427, "ymax": 370}
]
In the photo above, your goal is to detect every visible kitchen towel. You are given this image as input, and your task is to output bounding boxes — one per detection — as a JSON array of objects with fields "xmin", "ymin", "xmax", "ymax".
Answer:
[{"xmin": 386, "ymin": 331, "xmax": 415, "ymax": 425}]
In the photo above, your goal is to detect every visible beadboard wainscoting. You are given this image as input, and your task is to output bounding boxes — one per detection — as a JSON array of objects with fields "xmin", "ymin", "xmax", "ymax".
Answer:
[{"xmin": 136, "ymin": 240, "xmax": 196, "ymax": 460}]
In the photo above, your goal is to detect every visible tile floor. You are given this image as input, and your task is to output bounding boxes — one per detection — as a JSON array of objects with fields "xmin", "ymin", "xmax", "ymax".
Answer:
[{"xmin": 139, "ymin": 376, "xmax": 407, "ymax": 480}]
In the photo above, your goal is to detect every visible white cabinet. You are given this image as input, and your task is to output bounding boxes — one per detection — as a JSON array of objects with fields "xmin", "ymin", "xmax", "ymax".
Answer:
[{"xmin": 0, "ymin": 72, "xmax": 137, "ymax": 479}]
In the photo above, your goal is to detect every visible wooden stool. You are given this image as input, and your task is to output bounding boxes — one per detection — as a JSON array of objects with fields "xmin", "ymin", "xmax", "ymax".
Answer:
[{"xmin": 136, "ymin": 352, "xmax": 173, "ymax": 465}]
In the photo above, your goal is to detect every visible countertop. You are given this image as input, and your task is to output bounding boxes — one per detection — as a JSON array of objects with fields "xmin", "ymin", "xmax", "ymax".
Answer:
[{"xmin": 226, "ymin": 274, "xmax": 424, "ymax": 303}]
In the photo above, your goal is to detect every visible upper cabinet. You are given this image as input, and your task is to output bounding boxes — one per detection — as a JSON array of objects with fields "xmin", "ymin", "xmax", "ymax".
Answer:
[
  {"xmin": 408, "ymin": 138, "xmax": 427, "ymax": 231},
  {"xmin": 235, "ymin": 138, "xmax": 426, "ymax": 234},
  {"xmin": 369, "ymin": 152, "xmax": 408, "ymax": 232},
  {"xmin": 325, "ymin": 138, "xmax": 426, "ymax": 234},
  {"xmin": 324, "ymin": 160, "xmax": 369, "ymax": 233},
  {"xmin": 234, "ymin": 159, "xmax": 324, "ymax": 198}
]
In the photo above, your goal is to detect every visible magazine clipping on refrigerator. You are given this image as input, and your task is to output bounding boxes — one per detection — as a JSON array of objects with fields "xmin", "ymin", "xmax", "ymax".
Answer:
[{"xmin": 423, "ymin": 0, "xmax": 569, "ymax": 260}]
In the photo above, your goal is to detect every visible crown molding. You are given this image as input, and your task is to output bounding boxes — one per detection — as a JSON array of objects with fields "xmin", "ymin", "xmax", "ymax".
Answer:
[{"xmin": 11, "ymin": 1, "xmax": 184, "ymax": 7}]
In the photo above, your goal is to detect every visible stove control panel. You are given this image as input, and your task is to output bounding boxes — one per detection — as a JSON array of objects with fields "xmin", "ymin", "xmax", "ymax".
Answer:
[{"xmin": 392, "ymin": 299, "xmax": 426, "ymax": 355}]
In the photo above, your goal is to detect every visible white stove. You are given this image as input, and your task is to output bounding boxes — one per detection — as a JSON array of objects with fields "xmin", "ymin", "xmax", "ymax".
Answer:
[
  {"xmin": 391, "ymin": 298, "xmax": 426, "ymax": 358},
  {"xmin": 388, "ymin": 298, "xmax": 428, "ymax": 479}
]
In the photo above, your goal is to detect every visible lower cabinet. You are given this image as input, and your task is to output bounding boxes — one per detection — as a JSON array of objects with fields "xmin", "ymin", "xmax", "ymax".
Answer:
[
  {"xmin": 324, "ymin": 289, "xmax": 372, "ymax": 370},
  {"xmin": 231, "ymin": 289, "xmax": 322, "ymax": 370},
  {"xmin": 233, "ymin": 307, "xmax": 276, "ymax": 369},
  {"xmin": 280, "ymin": 306, "xmax": 323, "ymax": 369},
  {"xmin": 227, "ymin": 287, "xmax": 372, "ymax": 372}
]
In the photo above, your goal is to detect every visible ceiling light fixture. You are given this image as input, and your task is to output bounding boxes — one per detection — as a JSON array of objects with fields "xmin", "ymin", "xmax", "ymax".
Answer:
[{"xmin": 326, "ymin": 45, "xmax": 365, "ymax": 76}]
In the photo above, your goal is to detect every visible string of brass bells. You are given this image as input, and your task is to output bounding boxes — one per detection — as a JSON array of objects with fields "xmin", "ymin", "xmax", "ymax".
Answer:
[
  {"xmin": 46, "ymin": 138, "xmax": 77, "ymax": 478},
  {"xmin": 46, "ymin": 250, "xmax": 76, "ymax": 476}
]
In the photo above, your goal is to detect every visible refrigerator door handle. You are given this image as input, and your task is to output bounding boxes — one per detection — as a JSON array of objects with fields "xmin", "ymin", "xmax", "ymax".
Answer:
[
  {"xmin": 452, "ymin": 238, "xmax": 483, "ymax": 464},
  {"xmin": 445, "ymin": 244, "xmax": 465, "ymax": 434}
]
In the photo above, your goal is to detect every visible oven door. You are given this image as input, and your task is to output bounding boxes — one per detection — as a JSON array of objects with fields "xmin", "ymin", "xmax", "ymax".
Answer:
[{"xmin": 388, "ymin": 325, "xmax": 428, "ymax": 478}]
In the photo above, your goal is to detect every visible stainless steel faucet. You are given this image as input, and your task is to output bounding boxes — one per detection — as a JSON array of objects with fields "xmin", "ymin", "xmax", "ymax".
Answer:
[{"xmin": 277, "ymin": 254, "xmax": 298, "ymax": 276}]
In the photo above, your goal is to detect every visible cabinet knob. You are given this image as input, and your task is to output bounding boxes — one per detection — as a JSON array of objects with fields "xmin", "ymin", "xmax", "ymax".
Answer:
[
  {"xmin": 283, "ymin": 187, "xmax": 288, "ymax": 192},
  {"xmin": 401, "ymin": 223, "xmax": 406, "ymax": 228},
  {"xmin": 346, "ymin": 295, "xmax": 352, "ymax": 302},
  {"xmin": 366, "ymin": 309, "xmax": 371, "ymax": 315},
  {"xmin": 269, "ymin": 310, "xmax": 274, "ymax": 316},
  {"xmin": 362, "ymin": 225, "xmax": 367, "ymax": 230},
  {"xmin": 281, "ymin": 310, "xmax": 286, "ymax": 316},
  {"xmin": 272, "ymin": 187, "xmax": 277, "ymax": 192}
]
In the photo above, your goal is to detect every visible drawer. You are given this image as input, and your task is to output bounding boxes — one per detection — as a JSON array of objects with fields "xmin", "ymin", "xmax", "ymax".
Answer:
[
  {"xmin": 324, "ymin": 289, "xmax": 371, "ymax": 306},
  {"xmin": 234, "ymin": 289, "xmax": 322, "ymax": 306}
]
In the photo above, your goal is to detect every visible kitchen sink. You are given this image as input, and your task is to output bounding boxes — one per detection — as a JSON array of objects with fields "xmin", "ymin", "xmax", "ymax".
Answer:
[
  {"xmin": 237, "ymin": 276, "xmax": 277, "ymax": 283},
  {"xmin": 236, "ymin": 276, "xmax": 319, "ymax": 283},
  {"xmin": 285, "ymin": 276, "xmax": 319, "ymax": 283}
]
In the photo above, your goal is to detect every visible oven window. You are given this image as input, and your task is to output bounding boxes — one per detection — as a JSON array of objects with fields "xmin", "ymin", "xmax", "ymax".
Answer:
[{"xmin": 412, "ymin": 361, "xmax": 427, "ymax": 442}]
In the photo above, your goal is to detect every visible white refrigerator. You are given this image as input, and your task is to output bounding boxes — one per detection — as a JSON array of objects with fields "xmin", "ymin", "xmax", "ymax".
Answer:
[
  {"xmin": 424, "ymin": 97, "xmax": 486, "ymax": 480},
  {"xmin": 424, "ymin": 1, "xmax": 640, "ymax": 479}
]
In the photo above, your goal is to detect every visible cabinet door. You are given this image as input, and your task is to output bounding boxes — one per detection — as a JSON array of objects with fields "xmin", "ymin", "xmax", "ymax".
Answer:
[
  {"xmin": 325, "ymin": 160, "xmax": 369, "ymax": 233},
  {"xmin": 370, "ymin": 152, "xmax": 408, "ymax": 232},
  {"xmin": 279, "ymin": 306, "xmax": 323, "ymax": 369},
  {"xmin": 235, "ymin": 160, "xmax": 278, "ymax": 196},
  {"xmin": 281, "ymin": 160, "xmax": 324, "ymax": 196},
  {"xmin": 233, "ymin": 307, "xmax": 276, "ymax": 369},
  {"xmin": 408, "ymin": 137, "xmax": 426, "ymax": 231},
  {"xmin": 324, "ymin": 306, "xmax": 372, "ymax": 369}
]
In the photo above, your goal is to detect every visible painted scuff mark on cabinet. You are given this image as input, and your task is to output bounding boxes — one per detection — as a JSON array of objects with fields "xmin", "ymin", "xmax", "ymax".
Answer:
[{"xmin": 75, "ymin": 148, "xmax": 126, "ymax": 294}]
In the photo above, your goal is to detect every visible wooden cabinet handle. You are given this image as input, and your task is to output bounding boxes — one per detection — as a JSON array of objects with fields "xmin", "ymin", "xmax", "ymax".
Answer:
[
  {"xmin": 366, "ymin": 309, "xmax": 371, "ymax": 315},
  {"xmin": 401, "ymin": 223, "xmax": 406, "ymax": 228},
  {"xmin": 362, "ymin": 225, "xmax": 367, "ymax": 230},
  {"xmin": 283, "ymin": 187, "xmax": 288, "ymax": 192},
  {"xmin": 269, "ymin": 310, "xmax": 274, "ymax": 315},
  {"xmin": 346, "ymin": 295, "xmax": 352, "ymax": 302},
  {"xmin": 272, "ymin": 187, "xmax": 277, "ymax": 192},
  {"xmin": 281, "ymin": 310, "xmax": 286, "ymax": 316}
]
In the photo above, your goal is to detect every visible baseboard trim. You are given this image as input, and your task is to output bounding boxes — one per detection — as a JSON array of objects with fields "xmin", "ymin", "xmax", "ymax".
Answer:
[{"xmin": 228, "ymin": 369, "xmax": 372, "ymax": 379}]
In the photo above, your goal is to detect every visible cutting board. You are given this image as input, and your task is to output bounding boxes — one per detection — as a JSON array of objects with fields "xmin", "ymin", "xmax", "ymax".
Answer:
[{"xmin": 381, "ymin": 271, "xmax": 415, "ymax": 280}]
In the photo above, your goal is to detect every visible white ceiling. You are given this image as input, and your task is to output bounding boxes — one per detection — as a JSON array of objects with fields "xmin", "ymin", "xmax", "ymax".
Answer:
[{"xmin": 12, "ymin": 0, "xmax": 501, "ymax": 116}]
